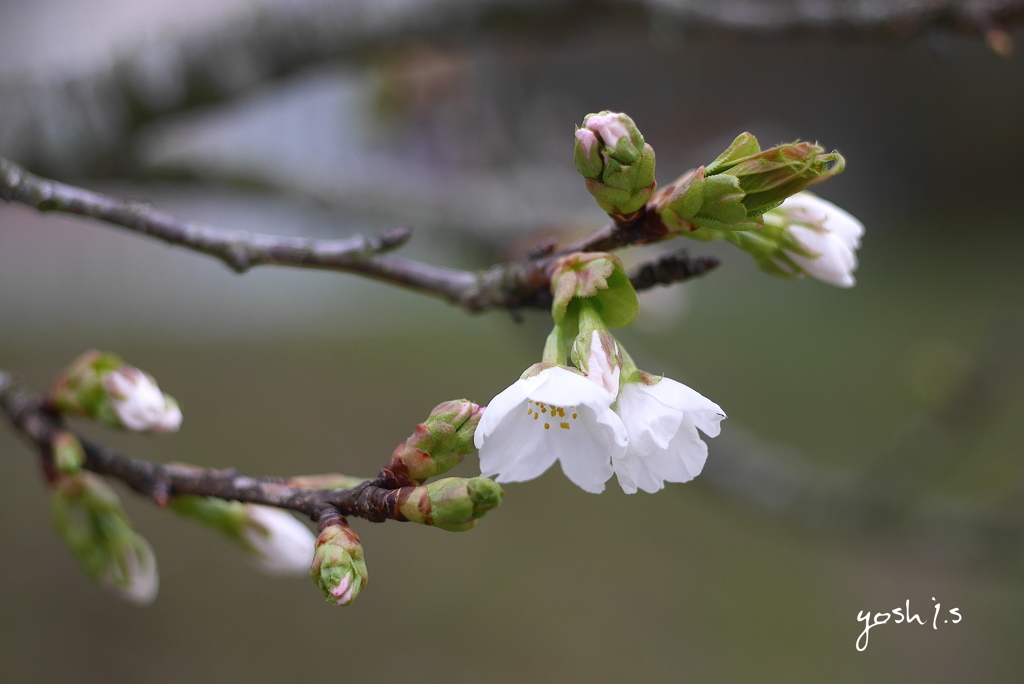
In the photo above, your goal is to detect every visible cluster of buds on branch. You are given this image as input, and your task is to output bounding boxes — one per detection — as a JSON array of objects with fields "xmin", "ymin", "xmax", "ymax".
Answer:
[
  {"xmin": 574, "ymin": 112, "xmax": 657, "ymax": 221},
  {"xmin": 22, "ymin": 350, "xmax": 504, "ymax": 608},
  {"xmin": 576, "ymin": 112, "xmax": 862, "ymax": 287},
  {"xmin": 3, "ymin": 109, "xmax": 862, "ymax": 612},
  {"xmin": 473, "ymin": 113, "xmax": 861, "ymax": 491}
]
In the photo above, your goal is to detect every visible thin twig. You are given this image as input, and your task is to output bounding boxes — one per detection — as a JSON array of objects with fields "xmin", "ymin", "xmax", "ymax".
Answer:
[
  {"xmin": 0, "ymin": 156, "xmax": 718, "ymax": 312},
  {"xmin": 0, "ymin": 370, "xmax": 416, "ymax": 523},
  {"xmin": 0, "ymin": 157, "xmax": 411, "ymax": 274}
]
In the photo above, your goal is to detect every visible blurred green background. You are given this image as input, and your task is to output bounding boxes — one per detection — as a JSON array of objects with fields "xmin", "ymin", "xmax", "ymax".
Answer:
[{"xmin": 2, "ymin": 1, "xmax": 1024, "ymax": 682}]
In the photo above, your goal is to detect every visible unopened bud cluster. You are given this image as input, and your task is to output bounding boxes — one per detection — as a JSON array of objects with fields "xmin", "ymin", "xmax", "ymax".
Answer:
[
  {"xmin": 311, "ymin": 515, "xmax": 368, "ymax": 606},
  {"xmin": 571, "ymin": 112, "xmax": 861, "ymax": 287},
  {"xmin": 574, "ymin": 111, "xmax": 657, "ymax": 219}
]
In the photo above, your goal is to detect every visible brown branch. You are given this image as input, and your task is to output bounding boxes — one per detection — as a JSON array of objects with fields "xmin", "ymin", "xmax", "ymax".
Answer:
[
  {"xmin": 0, "ymin": 156, "xmax": 718, "ymax": 312},
  {"xmin": 0, "ymin": 370, "xmax": 422, "ymax": 523},
  {"xmin": 628, "ymin": 248, "xmax": 720, "ymax": 291},
  {"xmin": 3, "ymin": 0, "xmax": 1021, "ymax": 176}
]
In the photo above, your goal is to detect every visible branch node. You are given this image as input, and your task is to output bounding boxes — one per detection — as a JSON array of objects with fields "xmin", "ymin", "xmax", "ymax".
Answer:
[
  {"xmin": 375, "ymin": 226, "xmax": 412, "ymax": 252},
  {"xmin": 151, "ymin": 478, "xmax": 172, "ymax": 507}
]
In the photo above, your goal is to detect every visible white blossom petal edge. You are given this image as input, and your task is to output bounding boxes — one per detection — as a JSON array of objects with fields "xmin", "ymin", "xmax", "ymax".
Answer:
[
  {"xmin": 780, "ymin": 192, "xmax": 864, "ymax": 288},
  {"xmin": 103, "ymin": 539, "xmax": 159, "ymax": 605},
  {"xmin": 104, "ymin": 367, "xmax": 182, "ymax": 433},
  {"xmin": 240, "ymin": 505, "xmax": 317, "ymax": 577},
  {"xmin": 613, "ymin": 378, "xmax": 726, "ymax": 494},
  {"xmin": 475, "ymin": 367, "xmax": 628, "ymax": 493}
]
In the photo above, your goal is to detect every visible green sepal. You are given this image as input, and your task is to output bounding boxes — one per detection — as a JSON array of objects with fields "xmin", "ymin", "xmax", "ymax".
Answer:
[
  {"xmin": 52, "ymin": 431, "xmax": 85, "ymax": 475},
  {"xmin": 705, "ymin": 133, "xmax": 762, "ymax": 175},
  {"xmin": 549, "ymin": 252, "xmax": 639, "ymax": 328},
  {"xmin": 696, "ymin": 173, "xmax": 748, "ymax": 225},
  {"xmin": 169, "ymin": 495, "xmax": 249, "ymax": 543},
  {"xmin": 651, "ymin": 167, "xmax": 706, "ymax": 231}
]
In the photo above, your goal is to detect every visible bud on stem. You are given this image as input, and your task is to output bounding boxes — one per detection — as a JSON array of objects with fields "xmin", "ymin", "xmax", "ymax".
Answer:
[
  {"xmin": 574, "ymin": 111, "xmax": 657, "ymax": 219},
  {"xmin": 48, "ymin": 350, "xmax": 182, "ymax": 433},
  {"xmin": 52, "ymin": 430, "xmax": 85, "ymax": 475},
  {"xmin": 311, "ymin": 512, "xmax": 367, "ymax": 606},
  {"xmin": 549, "ymin": 252, "xmax": 639, "ymax": 328},
  {"xmin": 378, "ymin": 400, "xmax": 483, "ymax": 487},
  {"xmin": 397, "ymin": 477, "xmax": 503, "ymax": 532},
  {"xmin": 52, "ymin": 472, "xmax": 159, "ymax": 605}
]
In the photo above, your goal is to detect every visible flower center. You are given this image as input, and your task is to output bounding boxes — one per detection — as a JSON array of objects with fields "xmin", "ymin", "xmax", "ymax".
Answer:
[{"xmin": 526, "ymin": 400, "xmax": 579, "ymax": 430}]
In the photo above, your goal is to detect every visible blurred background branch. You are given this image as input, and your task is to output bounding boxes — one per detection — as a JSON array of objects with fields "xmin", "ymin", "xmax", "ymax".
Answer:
[{"xmin": 3, "ymin": 0, "xmax": 1022, "ymax": 177}]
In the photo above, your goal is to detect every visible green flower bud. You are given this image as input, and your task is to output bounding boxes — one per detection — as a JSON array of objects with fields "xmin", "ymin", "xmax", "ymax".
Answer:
[
  {"xmin": 381, "ymin": 400, "xmax": 483, "ymax": 487},
  {"xmin": 574, "ymin": 111, "xmax": 657, "ymax": 219},
  {"xmin": 648, "ymin": 167, "xmax": 706, "ymax": 232},
  {"xmin": 52, "ymin": 430, "xmax": 85, "ymax": 475},
  {"xmin": 397, "ymin": 477, "xmax": 504, "ymax": 532},
  {"xmin": 310, "ymin": 519, "xmax": 367, "ymax": 606},
  {"xmin": 52, "ymin": 472, "xmax": 159, "ymax": 605},
  {"xmin": 48, "ymin": 350, "xmax": 182, "ymax": 433},
  {"xmin": 171, "ymin": 496, "xmax": 316, "ymax": 576},
  {"xmin": 549, "ymin": 252, "xmax": 639, "ymax": 328}
]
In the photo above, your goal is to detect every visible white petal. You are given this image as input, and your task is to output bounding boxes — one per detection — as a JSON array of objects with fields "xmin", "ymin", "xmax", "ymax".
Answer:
[
  {"xmin": 612, "ymin": 378, "xmax": 723, "ymax": 494},
  {"xmin": 555, "ymin": 403, "xmax": 625, "ymax": 493},
  {"xmin": 528, "ymin": 367, "xmax": 615, "ymax": 409},
  {"xmin": 477, "ymin": 367, "xmax": 625, "ymax": 491},
  {"xmin": 575, "ymin": 127, "xmax": 598, "ymax": 158},
  {"xmin": 475, "ymin": 377, "xmax": 533, "ymax": 448},
  {"xmin": 628, "ymin": 378, "xmax": 726, "ymax": 438},
  {"xmin": 585, "ymin": 331, "xmax": 620, "ymax": 397},
  {"xmin": 786, "ymin": 226, "xmax": 857, "ymax": 288},
  {"xmin": 241, "ymin": 505, "xmax": 316, "ymax": 577},
  {"xmin": 586, "ymin": 113, "xmax": 628, "ymax": 148},
  {"xmin": 478, "ymin": 395, "xmax": 560, "ymax": 483},
  {"xmin": 785, "ymin": 192, "xmax": 864, "ymax": 249},
  {"xmin": 617, "ymin": 383, "xmax": 684, "ymax": 454},
  {"xmin": 615, "ymin": 416, "xmax": 708, "ymax": 494},
  {"xmin": 105, "ymin": 540, "xmax": 159, "ymax": 606},
  {"xmin": 780, "ymin": 192, "xmax": 864, "ymax": 288}
]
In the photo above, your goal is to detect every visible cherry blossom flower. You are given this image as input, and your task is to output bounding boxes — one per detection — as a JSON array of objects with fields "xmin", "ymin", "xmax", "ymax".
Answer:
[
  {"xmin": 475, "ymin": 366, "xmax": 627, "ymax": 493},
  {"xmin": 612, "ymin": 375, "xmax": 726, "ymax": 494}
]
